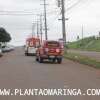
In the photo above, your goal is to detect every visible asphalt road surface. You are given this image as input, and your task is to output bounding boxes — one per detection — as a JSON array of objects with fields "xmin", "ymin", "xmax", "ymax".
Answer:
[
  {"xmin": 0, "ymin": 47, "xmax": 100, "ymax": 100},
  {"xmin": 68, "ymin": 49, "xmax": 100, "ymax": 61}
]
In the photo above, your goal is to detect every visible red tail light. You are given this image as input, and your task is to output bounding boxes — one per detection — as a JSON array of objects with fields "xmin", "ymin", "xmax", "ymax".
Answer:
[{"xmin": 56, "ymin": 49, "xmax": 60, "ymax": 53}]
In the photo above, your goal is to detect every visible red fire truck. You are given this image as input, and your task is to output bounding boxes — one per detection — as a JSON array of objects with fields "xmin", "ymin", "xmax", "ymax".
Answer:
[{"xmin": 25, "ymin": 37, "xmax": 40, "ymax": 56}]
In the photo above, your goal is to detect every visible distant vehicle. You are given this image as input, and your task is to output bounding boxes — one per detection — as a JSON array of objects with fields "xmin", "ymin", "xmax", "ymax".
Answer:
[
  {"xmin": 2, "ymin": 46, "xmax": 14, "ymax": 53},
  {"xmin": 36, "ymin": 40, "xmax": 63, "ymax": 64},
  {"xmin": 25, "ymin": 37, "xmax": 40, "ymax": 56},
  {"xmin": 9, "ymin": 46, "xmax": 15, "ymax": 51},
  {"xmin": 0, "ymin": 48, "xmax": 3, "ymax": 57}
]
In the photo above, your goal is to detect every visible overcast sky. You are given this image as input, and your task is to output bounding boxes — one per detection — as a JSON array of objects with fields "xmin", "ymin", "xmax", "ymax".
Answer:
[{"xmin": 0, "ymin": 0, "xmax": 100, "ymax": 46}]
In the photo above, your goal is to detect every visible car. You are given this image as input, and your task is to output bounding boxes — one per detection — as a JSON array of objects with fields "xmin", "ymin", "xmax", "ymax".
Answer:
[
  {"xmin": 0, "ymin": 48, "xmax": 3, "ymax": 57},
  {"xmin": 2, "ymin": 46, "xmax": 14, "ymax": 53},
  {"xmin": 36, "ymin": 40, "xmax": 63, "ymax": 64}
]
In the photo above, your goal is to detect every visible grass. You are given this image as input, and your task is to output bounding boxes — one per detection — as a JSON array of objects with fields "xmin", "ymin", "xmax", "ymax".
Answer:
[
  {"xmin": 64, "ymin": 52, "xmax": 100, "ymax": 69},
  {"xmin": 68, "ymin": 36, "xmax": 100, "ymax": 52}
]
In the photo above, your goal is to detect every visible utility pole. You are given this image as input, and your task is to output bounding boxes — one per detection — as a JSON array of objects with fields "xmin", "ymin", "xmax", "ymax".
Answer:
[
  {"xmin": 99, "ymin": 31, "xmax": 100, "ymax": 37},
  {"xmin": 81, "ymin": 25, "xmax": 84, "ymax": 45},
  {"xmin": 32, "ymin": 23, "xmax": 36, "ymax": 37},
  {"xmin": 40, "ymin": 15, "xmax": 43, "ymax": 43},
  {"xmin": 58, "ymin": 0, "xmax": 67, "ymax": 46},
  {"xmin": 61, "ymin": 0, "xmax": 66, "ymax": 46},
  {"xmin": 37, "ymin": 21, "xmax": 39, "ymax": 38},
  {"xmin": 43, "ymin": 0, "xmax": 48, "ymax": 40}
]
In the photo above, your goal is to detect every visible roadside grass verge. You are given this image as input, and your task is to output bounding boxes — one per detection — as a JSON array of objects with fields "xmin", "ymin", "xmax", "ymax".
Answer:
[
  {"xmin": 64, "ymin": 52, "xmax": 100, "ymax": 69},
  {"xmin": 68, "ymin": 37, "xmax": 100, "ymax": 52}
]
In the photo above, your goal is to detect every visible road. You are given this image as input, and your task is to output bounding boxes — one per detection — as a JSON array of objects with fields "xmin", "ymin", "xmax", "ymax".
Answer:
[
  {"xmin": 0, "ymin": 47, "xmax": 100, "ymax": 100},
  {"xmin": 68, "ymin": 49, "xmax": 100, "ymax": 61}
]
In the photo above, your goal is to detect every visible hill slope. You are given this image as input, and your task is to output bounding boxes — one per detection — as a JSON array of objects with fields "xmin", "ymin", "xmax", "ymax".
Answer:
[{"xmin": 68, "ymin": 36, "xmax": 100, "ymax": 52}]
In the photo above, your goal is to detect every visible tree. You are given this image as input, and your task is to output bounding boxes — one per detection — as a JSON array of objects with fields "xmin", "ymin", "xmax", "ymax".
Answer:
[{"xmin": 0, "ymin": 27, "xmax": 11, "ymax": 43}]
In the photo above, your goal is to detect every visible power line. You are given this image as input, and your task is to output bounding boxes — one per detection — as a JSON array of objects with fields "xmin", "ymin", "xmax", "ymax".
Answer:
[
  {"xmin": 0, "ymin": 9, "xmax": 43, "ymax": 13},
  {"xmin": 65, "ymin": 0, "xmax": 83, "ymax": 12},
  {"xmin": 47, "ymin": 13, "xmax": 60, "ymax": 30},
  {"xmin": 65, "ymin": 0, "xmax": 92, "ymax": 13},
  {"xmin": 0, "ymin": 11, "xmax": 59, "ymax": 17},
  {"xmin": 0, "ymin": 13, "xmax": 37, "ymax": 16}
]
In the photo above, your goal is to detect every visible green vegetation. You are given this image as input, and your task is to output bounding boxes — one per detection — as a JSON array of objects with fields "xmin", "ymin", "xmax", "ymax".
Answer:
[
  {"xmin": 68, "ymin": 36, "xmax": 100, "ymax": 52},
  {"xmin": 0, "ymin": 27, "xmax": 11, "ymax": 43},
  {"xmin": 64, "ymin": 52, "xmax": 100, "ymax": 69}
]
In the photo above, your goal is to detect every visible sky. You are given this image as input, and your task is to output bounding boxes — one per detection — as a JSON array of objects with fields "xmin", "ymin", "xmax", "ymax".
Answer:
[{"xmin": 0, "ymin": 0, "xmax": 100, "ymax": 46}]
